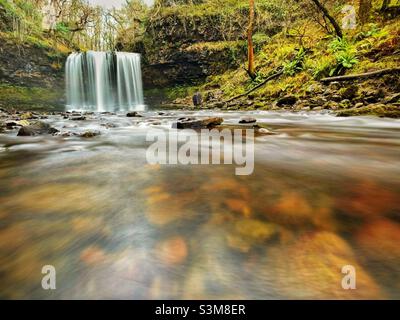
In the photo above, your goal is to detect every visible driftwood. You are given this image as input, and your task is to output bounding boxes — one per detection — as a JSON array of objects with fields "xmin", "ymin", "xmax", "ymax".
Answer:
[
  {"xmin": 320, "ymin": 68, "xmax": 400, "ymax": 83},
  {"xmin": 225, "ymin": 69, "xmax": 284, "ymax": 103}
]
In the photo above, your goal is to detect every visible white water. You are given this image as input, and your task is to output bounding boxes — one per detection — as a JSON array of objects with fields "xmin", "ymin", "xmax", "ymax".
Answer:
[{"xmin": 66, "ymin": 51, "xmax": 144, "ymax": 111}]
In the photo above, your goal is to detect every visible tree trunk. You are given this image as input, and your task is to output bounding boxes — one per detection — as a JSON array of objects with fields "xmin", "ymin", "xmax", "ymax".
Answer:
[
  {"xmin": 310, "ymin": 0, "xmax": 343, "ymax": 38},
  {"xmin": 247, "ymin": 0, "xmax": 256, "ymax": 79},
  {"xmin": 359, "ymin": 0, "xmax": 372, "ymax": 25}
]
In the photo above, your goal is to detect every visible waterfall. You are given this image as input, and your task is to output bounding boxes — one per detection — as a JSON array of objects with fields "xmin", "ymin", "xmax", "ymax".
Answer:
[{"xmin": 65, "ymin": 51, "xmax": 144, "ymax": 111}]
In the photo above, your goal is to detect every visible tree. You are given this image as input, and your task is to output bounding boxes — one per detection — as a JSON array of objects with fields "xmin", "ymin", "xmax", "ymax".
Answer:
[
  {"xmin": 310, "ymin": 0, "xmax": 343, "ymax": 38},
  {"xmin": 247, "ymin": 0, "xmax": 256, "ymax": 79}
]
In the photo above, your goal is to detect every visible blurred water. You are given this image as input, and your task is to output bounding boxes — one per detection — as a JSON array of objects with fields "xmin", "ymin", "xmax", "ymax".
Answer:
[{"xmin": 0, "ymin": 110, "xmax": 399, "ymax": 299}]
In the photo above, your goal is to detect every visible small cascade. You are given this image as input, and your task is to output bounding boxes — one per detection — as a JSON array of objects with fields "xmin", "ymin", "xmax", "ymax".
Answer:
[{"xmin": 65, "ymin": 51, "xmax": 144, "ymax": 111}]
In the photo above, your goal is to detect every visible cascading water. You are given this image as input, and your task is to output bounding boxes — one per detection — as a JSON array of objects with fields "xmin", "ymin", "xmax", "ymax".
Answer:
[{"xmin": 65, "ymin": 51, "xmax": 144, "ymax": 111}]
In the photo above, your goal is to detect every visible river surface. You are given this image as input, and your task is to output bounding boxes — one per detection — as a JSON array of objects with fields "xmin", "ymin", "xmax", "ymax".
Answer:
[{"xmin": 0, "ymin": 110, "xmax": 399, "ymax": 299}]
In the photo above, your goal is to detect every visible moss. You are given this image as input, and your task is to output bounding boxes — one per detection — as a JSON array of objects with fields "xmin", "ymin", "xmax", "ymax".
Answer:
[{"xmin": 0, "ymin": 84, "xmax": 64, "ymax": 111}]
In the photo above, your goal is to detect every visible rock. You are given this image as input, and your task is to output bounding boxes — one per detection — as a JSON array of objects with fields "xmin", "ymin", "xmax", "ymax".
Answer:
[
  {"xmin": 328, "ymin": 81, "xmax": 341, "ymax": 91},
  {"xmin": 127, "ymin": 111, "xmax": 143, "ymax": 117},
  {"xmin": 226, "ymin": 219, "xmax": 279, "ymax": 252},
  {"xmin": 70, "ymin": 115, "xmax": 86, "ymax": 121},
  {"xmin": 276, "ymin": 95, "xmax": 298, "ymax": 107},
  {"xmin": 383, "ymin": 93, "xmax": 400, "ymax": 104},
  {"xmin": 257, "ymin": 128, "xmax": 273, "ymax": 135},
  {"xmin": 239, "ymin": 117, "xmax": 257, "ymax": 124},
  {"xmin": 339, "ymin": 99, "xmax": 352, "ymax": 108},
  {"xmin": 363, "ymin": 88, "xmax": 385, "ymax": 103},
  {"xmin": 172, "ymin": 117, "xmax": 223, "ymax": 129},
  {"xmin": 192, "ymin": 92, "xmax": 203, "ymax": 106},
  {"xmin": 17, "ymin": 121, "xmax": 59, "ymax": 136},
  {"xmin": 354, "ymin": 102, "xmax": 364, "ymax": 108},
  {"xmin": 20, "ymin": 112, "xmax": 38, "ymax": 120},
  {"xmin": 156, "ymin": 236, "xmax": 188, "ymax": 266},
  {"xmin": 79, "ymin": 130, "xmax": 101, "ymax": 138},
  {"xmin": 267, "ymin": 231, "xmax": 383, "ymax": 299},
  {"xmin": 306, "ymin": 83, "xmax": 324, "ymax": 95}
]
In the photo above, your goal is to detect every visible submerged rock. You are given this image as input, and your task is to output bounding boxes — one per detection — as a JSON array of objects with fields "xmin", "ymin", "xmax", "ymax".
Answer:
[
  {"xmin": 70, "ymin": 115, "xmax": 86, "ymax": 121},
  {"xmin": 17, "ymin": 121, "xmax": 59, "ymax": 136},
  {"xmin": 127, "ymin": 111, "xmax": 143, "ymax": 117},
  {"xmin": 172, "ymin": 117, "xmax": 223, "ymax": 129}
]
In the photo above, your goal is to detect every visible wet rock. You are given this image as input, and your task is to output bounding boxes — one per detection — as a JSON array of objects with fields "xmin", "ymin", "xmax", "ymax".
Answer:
[
  {"xmin": 70, "ymin": 115, "xmax": 86, "ymax": 121},
  {"xmin": 336, "ymin": 104, "xmax": 400, "ymax": 118},
  {"xmin": 127, "ymin": 111, "xmax": 143, "ymax": 117},
  {"xmin": 239, "ymin": 117, "xmax": 257, "ymax": 124},
  {"xmin": 20, "ymin": 112, "xmax": 38, "ymax": 120},
  {"xmin": 17, "ymin": 121, "xmax": 59, "ymax": 136},
  {"xmin": 79, "ymin": 130, "xmax": 101, "ymax": 138},
  {"xmin": 276, "ymin": 95, "xmax": 297, "ymax": 107},
  {"xmin": 172, "ymin": 117, "xmax": 223, "ymax": 129},
  {"xmin": 339, "ymin": 99, "xmax": 352, "ymax": 108}
]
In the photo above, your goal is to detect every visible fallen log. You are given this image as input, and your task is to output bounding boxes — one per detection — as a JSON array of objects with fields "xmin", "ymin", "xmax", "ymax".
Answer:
[
  {"xmin": 225, "ymin": 68, "xmax": 284, "ymax": 103},
  {"xmin": 320, "ymin": 68, "xmax": 400, "ymax": 83}
]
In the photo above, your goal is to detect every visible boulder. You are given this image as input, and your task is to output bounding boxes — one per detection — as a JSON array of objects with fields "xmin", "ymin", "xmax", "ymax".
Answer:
[
  {"xmin": 70, "ymin": 115, "xmax": 86, "ymax": 121},
  {"xmin": 17, "ymin": 121, "xmax": 59, "ymax": 136},
  {"xmin": 239, "ymin": 117, "xmax": 257, "ymax": 124},
  {"xmin": 172, "ymin": 117, "xmax": 223, "ymax": 129}
]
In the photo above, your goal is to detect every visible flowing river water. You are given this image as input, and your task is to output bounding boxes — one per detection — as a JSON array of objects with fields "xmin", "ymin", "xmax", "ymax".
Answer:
[{"xmin": 0, "ymin": 110, "xmax": 399, "ymax": 299}]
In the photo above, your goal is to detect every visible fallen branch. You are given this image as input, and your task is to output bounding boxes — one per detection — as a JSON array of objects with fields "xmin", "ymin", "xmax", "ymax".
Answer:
[
  {"xmin": 225, "ymin": 68, "xmax": 284, "ymax": 103},
  {"xmin": 320, "ymin": 68, "xmax": 400, "ymax": 83}
]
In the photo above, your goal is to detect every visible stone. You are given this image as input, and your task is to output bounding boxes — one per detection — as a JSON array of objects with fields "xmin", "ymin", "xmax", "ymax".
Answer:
[
  {"xmin": 276, "ymin": 95, "xmax": 298, "ymax": 107},
  {"xmin": 239, "ymin": 117, "xmax": 257, "ymax": 124},
  {"xmin": 172, "ymin": 117, "xmax": 223, "ymax": 129},
  {"xmin": 70, "ymin": 115, "xmax": 86, "ymax": 121},
  {"xmin": 192, "ymin": 92, "xmax": 203, "ymax": 106},
  {"xmin": 328, "ymin": 81, "xmax": 341, "ymax": 91},
  {"xmin": 127, "ymin": 111, "xmax": 143, "ymax": 117},
  {"xmin": 354, "ymin": 102, "xmax": 364, "ymax": 108},
  {"xmin": 384, "ymin": 93, "xmax": 400, "ymax": 104},
  {"xmin": 339, "ymin": 85, "xmax": 358, "ymax": 100},
  {"xmin": 17, "ymin": 121, "xmax": 59, "ymax": 136},
  {"xmin": 339, "ymin": 99, "xmax": 352, "ymax": 108}
]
